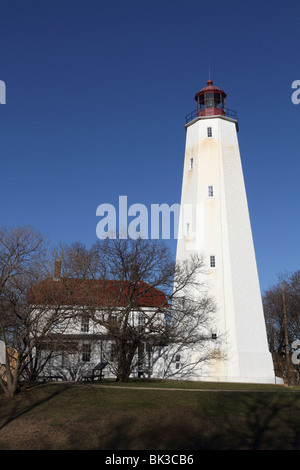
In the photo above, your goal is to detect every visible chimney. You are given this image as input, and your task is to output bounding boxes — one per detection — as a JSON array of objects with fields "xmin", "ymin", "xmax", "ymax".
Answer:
[{"xmin": 54, "ymin": 259, "xmax": 61, "ymax": 280}]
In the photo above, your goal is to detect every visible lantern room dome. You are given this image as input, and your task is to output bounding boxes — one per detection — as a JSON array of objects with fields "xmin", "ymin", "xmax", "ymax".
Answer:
[
  {"xmin": 193, "ymin": 78, "xmax": 227, "ymax": 117},
  {"xmin": 194, "ymin": 78, "xmax": 227, "ymax": 101},
  {"xmin": 185, "ymin": 78, "xmax": 238, "ymax": 130}
]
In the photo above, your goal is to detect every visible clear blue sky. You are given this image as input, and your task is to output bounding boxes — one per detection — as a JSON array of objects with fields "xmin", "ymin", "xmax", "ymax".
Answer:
[{"xmin": 1, "ymin": 0, "xmax": 299, "ymax": 293}]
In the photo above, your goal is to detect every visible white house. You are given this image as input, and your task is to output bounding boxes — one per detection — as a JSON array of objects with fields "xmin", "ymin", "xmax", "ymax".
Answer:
[{"xmin": 29, "ymin": 260, "xmax": 170, "ymax": 381}]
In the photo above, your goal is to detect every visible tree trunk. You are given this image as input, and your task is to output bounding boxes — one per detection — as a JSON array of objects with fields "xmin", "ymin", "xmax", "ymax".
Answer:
[
  {"xmin": 116, "ymin": 341, "xmax": 137, "ymax": 382},
  {"xmin": 5, "ymin": 356, "xmax": 21, "ymax": 397}
]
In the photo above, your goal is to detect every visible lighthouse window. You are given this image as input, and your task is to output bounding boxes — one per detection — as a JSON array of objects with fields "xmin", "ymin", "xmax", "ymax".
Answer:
[
  {"xmin": 208, "ymin": 186, "xmax": 214, "ymax": 197},
  {"xmin": 207, "ymin": 127, "xmax": 212, "ymax": 138},
  {"xmin": 189, "ymin": 158, "xmax": 193, "ymax": 170},
  {"xmin": 214, "ymin": 93, "xmax": 221, "ymax": 108},
  {"xmin": 210, "ymin": 256, "xmax": 216, "ymax": 268},
  {"xmin": 205, "ymin": 92, "xmax": 214, "ymax": 108}
]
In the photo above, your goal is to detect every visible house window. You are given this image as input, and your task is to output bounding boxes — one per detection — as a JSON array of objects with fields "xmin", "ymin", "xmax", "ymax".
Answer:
[
  {"xmin": 207, "ymin": 126, "xmax": 212, "ymax": 138},
  {"xmin": 81, "ymin": 316, "xmax": 89, "ymax": 333},
  {"xmin": 210, "ymin": 255, "xmax": 216, "ymax": 268},
  {"xmin": 82, "ymin": 343, "xmax": 91, "ymax": 362},
  {"xmin": 189, "ymin": 158, "xmax": 193, "ymax": 170},
  {"xmin": 175, "ymin": 354, "xmax": 181, "ymax": 369},
  {"xmin": 138, "ymin": 314, "xmax": 146, "ymax": 331},
  {"xmin": 208, "ymin": 185, "xmax": 214, "ymax": 197}
]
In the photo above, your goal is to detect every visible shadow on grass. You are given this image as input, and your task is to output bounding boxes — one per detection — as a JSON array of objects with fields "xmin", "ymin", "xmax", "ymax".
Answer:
[
  {"xmin": 85, "ymin": 392, "xmax": 300, "ymax": 450},
  {"xmin": 1, "ymin": 384, "xmax": 300, "ymax": 450},
  {"xmin": 0, "ymin": 384, "xmax": 72, "ymax": 432}
]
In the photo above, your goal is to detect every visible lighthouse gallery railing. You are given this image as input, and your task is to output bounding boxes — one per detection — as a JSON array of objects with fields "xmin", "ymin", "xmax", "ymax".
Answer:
[{"xmin": 185, "ymin": 107, "xmax": 238, "ymax": 125}]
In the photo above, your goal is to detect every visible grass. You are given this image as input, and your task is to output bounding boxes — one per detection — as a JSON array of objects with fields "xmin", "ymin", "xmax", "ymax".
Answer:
[{"xmin": 0, "ymin": 380, "xmax": 300, "ymax": 450}]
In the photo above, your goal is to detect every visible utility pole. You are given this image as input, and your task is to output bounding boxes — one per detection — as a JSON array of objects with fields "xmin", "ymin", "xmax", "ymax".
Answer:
[{"xmin": 282, "ymin": 281, "xmax": 290, "ymax": 385}]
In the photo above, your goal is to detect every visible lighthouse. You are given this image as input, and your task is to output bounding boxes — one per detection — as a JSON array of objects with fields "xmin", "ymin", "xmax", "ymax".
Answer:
[{"xmin": 175, "ymin": 78, "xmax": 276, "ymax": 383}]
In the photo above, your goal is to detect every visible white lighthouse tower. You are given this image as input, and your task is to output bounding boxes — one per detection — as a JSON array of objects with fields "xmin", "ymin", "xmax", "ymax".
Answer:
[{"xmin": 175, "ymin": 78, "xmax": 276, "ymax": 383}]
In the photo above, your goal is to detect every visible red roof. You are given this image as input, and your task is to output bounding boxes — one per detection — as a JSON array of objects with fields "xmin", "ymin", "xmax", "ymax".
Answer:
[{"xmin": 28, "ymin": 278, "xmax": 169, "ymax": 309}]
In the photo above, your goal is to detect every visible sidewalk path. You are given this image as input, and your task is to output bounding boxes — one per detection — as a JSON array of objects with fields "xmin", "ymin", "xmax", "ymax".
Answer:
[{"xmin": 92, "ymin": 383, "xmax": 289, "ymax": 392}]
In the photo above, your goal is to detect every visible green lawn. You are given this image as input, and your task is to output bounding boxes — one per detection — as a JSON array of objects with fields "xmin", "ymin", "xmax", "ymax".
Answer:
[{"xmin": 0, "ymin": 380, "xmax": 299, "ymax": 450}]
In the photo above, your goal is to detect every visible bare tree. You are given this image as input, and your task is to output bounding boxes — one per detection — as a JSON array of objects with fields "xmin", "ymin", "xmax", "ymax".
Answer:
[
  {"xmin": 54, "ymin": 238, "xmax": 220, "ymax": 382},
  {"xmin": 0, "ymin": 228, "xmax": 223, "ymax": 392},
  {"xmin": 0, "ymin": 226, "xmax": 75, "ymax": 396},
  {"xmin": 263, "ymin": 270, "xmax": 300, "ymax": 384}
]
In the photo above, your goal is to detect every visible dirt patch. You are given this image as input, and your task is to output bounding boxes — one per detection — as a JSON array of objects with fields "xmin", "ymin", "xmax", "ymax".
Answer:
[{"xmin": 0, "ymin": 417, "xmax": 69, "ymax": 450}]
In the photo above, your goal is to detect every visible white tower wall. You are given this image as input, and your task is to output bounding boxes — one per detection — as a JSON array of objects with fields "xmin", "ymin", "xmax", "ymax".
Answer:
[{"xmin": 176, "ymin": 114, "xmax": 276, "ymax": 383}]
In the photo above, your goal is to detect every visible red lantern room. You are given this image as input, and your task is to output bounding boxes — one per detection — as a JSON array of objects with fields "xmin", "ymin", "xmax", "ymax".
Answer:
[{"xmin": 194, "ymin": 78, "xmax": 227, "ymax": 117}]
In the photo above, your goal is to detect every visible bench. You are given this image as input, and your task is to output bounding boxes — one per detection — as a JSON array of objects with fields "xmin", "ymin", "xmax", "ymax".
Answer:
[{"xmin": 81, "ymin": 361, "xmax": 108, "ymax": 382}]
